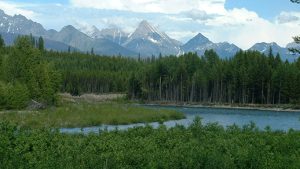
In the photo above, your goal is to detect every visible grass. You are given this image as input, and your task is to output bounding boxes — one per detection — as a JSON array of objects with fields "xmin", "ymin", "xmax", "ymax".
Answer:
[{"xmin": 0, "ymin": 102, "xmax": 185, "ymax": 128}]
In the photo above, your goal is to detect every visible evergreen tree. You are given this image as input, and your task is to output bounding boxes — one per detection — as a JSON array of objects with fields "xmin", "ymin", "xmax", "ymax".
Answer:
[
  {"xmin": 0, "ymin": 35, "xmax": 4, "ymax": 48},
  {"xmin": 291, "ymin": 0, "xmax": 300, "ymax": 3},
  {"xmin": 38, "ymin": 36, "xmax": 44, "ymax": 51},
  {"xmin": 1, "ymin": 35, "xmax": 60, "ymax": 108},
  {"xmin": 91, "ymin": 48, "xmax": 94, "ymax": 55}
]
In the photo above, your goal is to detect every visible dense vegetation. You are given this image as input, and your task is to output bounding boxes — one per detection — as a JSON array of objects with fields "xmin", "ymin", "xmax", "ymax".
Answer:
[
  {"xmin": 43, "ymin": 51, "xmax": 141, "ymax": 95},
  {"xmin": 128, "ymin": 50, "xmax": 300, "ymax": 104},
  {"xmin": 0, "ymin": 35, "xmax": 60, "ymax": 109},
  {"xmin": 43, "ymin": 47, "xmax": 300, "ymax": 105},
  {"xmin": 1, "ymin": 119, "xmax": 299, "ymax": 169}
]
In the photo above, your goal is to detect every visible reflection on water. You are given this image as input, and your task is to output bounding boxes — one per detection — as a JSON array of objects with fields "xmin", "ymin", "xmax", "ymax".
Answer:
[{"xmin": 60, "ymin": 106, "xmax": 300, "ymax": 134}]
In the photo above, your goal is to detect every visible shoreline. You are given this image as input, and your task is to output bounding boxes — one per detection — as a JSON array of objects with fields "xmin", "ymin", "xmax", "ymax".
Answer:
[{"xmin": 142, "ymin": 102, "xmax": 300, "ymax": 112}]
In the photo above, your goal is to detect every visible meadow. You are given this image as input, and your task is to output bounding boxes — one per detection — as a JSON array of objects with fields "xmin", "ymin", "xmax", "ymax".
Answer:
[{"xmin": 0, "ymin": 101, "xmax": 184, "ymax": 128}]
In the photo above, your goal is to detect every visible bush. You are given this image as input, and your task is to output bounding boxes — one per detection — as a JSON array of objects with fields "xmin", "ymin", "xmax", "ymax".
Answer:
[
  {"xmin": 5, "ymin": 82, "xmax": 30, "ymax": 109},
  {"xmin": 0, "ymin": 120, "xmax": 300, "ymax": 169}
]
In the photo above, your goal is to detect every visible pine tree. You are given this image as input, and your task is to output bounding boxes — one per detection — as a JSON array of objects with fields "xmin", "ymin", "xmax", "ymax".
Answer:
[
  {"xmin": 0, "ymin": 35, "xmax": 4, "ymax": 48},
  {"xmin": 291, "ymin": 0, "xmax": 300, "ymax": 3},
  {"xmin": 2, "ymin": 35, "xmax": 60, "ymax": 107},
  {"xmin": 38, "ymin": 36, "xmax": 44, "ymax": 51},
  {"xmin": 91, "ymin": 48, "xmax": 94, "ymax": 55}
]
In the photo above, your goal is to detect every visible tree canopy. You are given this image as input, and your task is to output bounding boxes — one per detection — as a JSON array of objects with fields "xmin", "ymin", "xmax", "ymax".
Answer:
[{"xmin": 0, "ymin": 35, "xmax": 60, "ymax": 109}]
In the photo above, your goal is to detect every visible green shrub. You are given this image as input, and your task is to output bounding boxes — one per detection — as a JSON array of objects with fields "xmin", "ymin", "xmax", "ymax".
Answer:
[{"xmin": 5, "ymin": 82, "xmax": 30, "ymax": 109}]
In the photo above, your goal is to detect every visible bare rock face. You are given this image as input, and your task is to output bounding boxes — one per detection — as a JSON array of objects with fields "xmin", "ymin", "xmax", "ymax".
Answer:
[{"xmin": 123, "ymin": 20, "xmax": 182, "ymax": 57}]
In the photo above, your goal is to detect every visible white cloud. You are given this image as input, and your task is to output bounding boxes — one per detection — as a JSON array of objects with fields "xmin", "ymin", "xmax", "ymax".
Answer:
[
  {"xmin": 0, "ymin": 1, "xmax": 36, "ymax": 19},
  {"xmin": 166, "ymin": 31, "xmax": 198, "ymax": 43},
  {"xmin": 70, "ymin": 0, "xmax": 226, "ymax": 14},
  {"xmin": 276, "ymin": 11, "xmax": 300, "ymax": 24},
  {"xmin": 205, "ymin": 16, "xmax": 300, "ymax": 49}
]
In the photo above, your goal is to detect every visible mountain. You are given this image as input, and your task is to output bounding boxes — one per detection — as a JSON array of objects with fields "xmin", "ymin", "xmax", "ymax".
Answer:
[
  {"xmin": 0, "ymin": 10, "xmax": 136, "ymax": 56},
  {"xmin": 123, "ymin": 20, "xmax": 181, "ymax": 57},
  {"xmin": 0, "ymin": 9, "xmax": 298, "ymax": 59},
  {"xmin": 0, "ymin": 9, "xmax": 49, "ymax": 37},
  {"xmin": 99, "ymin": 28, "xmax": 128, "ymax": 45},
  {"xmin": 182, "ymin": 33, "xmax": 240, "ymax": 58},
  {"xmin": 249, "ymin": 42, "xmax": 284, "ymax": 54},
  {"xmin": 1, "ymin": 32, "xmax": 77, "ymax": 52},
  {"xmin": 78, "ymin": 25, "xmax": 101, "ymax": 39},
  {"xmin": 53, "ymin": 25, "xmax": 137, "ymax": 56},
  {"xmin": 249, "ymin": 42, "xmax": 298, "ymax": 62},
  {"xmin": 286, "ymin": 42, "xmax": 300, "ymax": 49},
  {"xmin": 79, "ymin": 25, "xmax": 129, "ymax": 45}
]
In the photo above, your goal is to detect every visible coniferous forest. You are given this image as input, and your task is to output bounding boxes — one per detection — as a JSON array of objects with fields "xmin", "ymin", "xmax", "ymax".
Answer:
[
  {"xmin": 45, "ymin": 47, "xmax": 300, "ymax": 105},
  {"xmin": 0, "ymin": 35, "xmax": 300, "ymax": 110}
]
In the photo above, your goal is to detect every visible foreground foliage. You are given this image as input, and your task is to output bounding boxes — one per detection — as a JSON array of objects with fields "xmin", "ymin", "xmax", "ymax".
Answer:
[
  {"xmin": 0, "ymin": 119, "xmax": 299, "ymax": 169},
  {"xmin": 0, "ymin": 102, "xmax": 184, "ymax": 128}
]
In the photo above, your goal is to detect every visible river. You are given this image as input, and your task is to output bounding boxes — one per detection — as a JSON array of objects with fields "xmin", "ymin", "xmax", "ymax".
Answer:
[{"xmin": 60, "ymin": 105, "xmax": 300, "ymax": 134}]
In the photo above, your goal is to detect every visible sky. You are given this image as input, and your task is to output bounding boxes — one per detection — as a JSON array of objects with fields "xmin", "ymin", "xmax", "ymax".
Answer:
[{"xmin": 0, "ymin": 0, "xmax": 299, "ymax": 49}]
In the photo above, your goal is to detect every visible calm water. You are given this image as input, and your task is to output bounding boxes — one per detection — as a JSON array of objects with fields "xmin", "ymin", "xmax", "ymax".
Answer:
[{"xmin": 60, "ymin": 105, "xmax": 300, "ymax": 134}]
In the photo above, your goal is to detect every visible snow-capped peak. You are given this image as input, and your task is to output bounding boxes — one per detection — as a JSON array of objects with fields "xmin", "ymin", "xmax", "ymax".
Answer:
[{"xmin": 77, "ymin": 24, "xmax": 101, "ymax": 39}]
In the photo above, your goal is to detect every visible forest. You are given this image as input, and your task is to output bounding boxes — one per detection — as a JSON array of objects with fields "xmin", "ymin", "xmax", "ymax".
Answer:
[
  {"xmin": 0, "ymin": 35, "xmax": 300, "ymax": 110},
  {"xmin": 128, "ymin": 50, "xmax": 300, "ymax": 104},
  {"xmin": 44, "ymin": 47, "xmax": 300, "ymax": 105}
]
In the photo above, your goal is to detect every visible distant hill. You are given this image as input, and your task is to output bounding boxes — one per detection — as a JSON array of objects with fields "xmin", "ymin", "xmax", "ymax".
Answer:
[
  {"xmin": 249, "ymin": 42, "xmax": 299, "ymax": 62},
  {"xmin": 182, "ymin": 33, "xmax": 241, "ymax": 58},
  {"xmin": 0, "ymin": 32, "xmax": 77, "ymax": 52}
]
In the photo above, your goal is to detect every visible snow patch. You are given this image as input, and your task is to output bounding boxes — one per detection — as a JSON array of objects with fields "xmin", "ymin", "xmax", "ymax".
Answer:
[{"xmin": 148, "ymin": 37, "xmax": 159, "ymax": 44}]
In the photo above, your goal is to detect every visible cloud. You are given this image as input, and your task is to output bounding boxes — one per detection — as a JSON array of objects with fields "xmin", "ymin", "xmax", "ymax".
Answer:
[
  {"xmin": 166, "ymin": 31, "xmax": 198, "ymax": 43},
  {"xmin": 0, "ymin": 1, "xmax": 36, "ymax": 19},
  {"xmin": 70, "ymin": 0, "xmax": 226, "ymax": 14},
  {"xmin": 181, "ymin": 9, "xmax": 218, "ymax": 21},
  {"xmin": 276, "ymin": 12, "xmax": 300, "ymax": 24}
]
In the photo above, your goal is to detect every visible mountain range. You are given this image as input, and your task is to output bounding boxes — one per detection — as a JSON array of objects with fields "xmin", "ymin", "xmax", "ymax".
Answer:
[{"xmin": 0, "ymin": 9, "xmax": 299, "ymax": 61}]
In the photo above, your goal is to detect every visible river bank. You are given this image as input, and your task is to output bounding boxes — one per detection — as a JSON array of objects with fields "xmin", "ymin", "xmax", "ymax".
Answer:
[
  {"xmin": 0, "ymin": 94, "xmax": 185, "ymax": 128},
  {"xmin": 142, "ymin": 101, "xmax": 300, "ymax": 112}
]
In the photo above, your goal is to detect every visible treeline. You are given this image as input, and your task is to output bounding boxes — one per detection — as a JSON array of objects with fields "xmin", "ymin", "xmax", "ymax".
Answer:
[
  {"xmin": 1, "ymin": 120, "xmax": 300, "ymax": 168},
  {"xmin": 0, "ymin": 35, "xmax": 60, "ymax": 109},
  {"xmin": 129, "ymin": 50, "xmax": 300, "ymax": 104},
  {"xmin": 43, "ymin": 51, "xmax": 142, "ymax": 95},
  {"xmin": 42, "ymin": 47, "xmax": 300, "ymax": 105}
]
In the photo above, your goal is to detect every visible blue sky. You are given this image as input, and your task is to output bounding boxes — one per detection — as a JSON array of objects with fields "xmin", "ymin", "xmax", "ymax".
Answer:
[
  {"xmin": 225, "ymin": 0, "xmax": 299, "ymax": 20},
  {"xmin": 0, "ymin": 0, "xmax": 299, "ymax": 49}
]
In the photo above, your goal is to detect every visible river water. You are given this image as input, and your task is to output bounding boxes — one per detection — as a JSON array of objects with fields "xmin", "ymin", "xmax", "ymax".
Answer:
[{"xmin": 60, "ymin": 105, "xmax": 300, "ymax": 134}]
